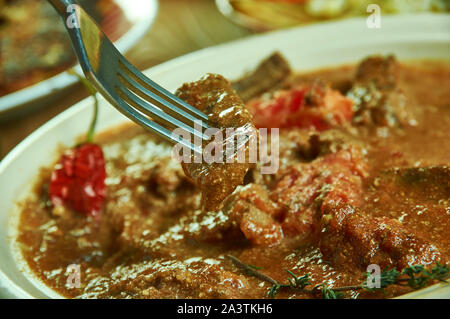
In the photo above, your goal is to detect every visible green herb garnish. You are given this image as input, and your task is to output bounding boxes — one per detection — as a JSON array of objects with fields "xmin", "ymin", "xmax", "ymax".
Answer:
[{"xmin": 226, "ymin": 255, "xmax": 449, "ymax": 299}]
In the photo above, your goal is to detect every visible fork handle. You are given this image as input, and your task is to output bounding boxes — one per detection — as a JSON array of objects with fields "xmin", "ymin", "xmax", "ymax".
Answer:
[{"xmin": 47, "ymin": 0, "xmax": 78, "ymax": 15}]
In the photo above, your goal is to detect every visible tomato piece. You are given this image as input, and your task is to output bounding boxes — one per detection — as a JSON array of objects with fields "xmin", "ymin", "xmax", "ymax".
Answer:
[{"xmin": 246, "ymin": 83, "xmax": 354, "ymax": 130}]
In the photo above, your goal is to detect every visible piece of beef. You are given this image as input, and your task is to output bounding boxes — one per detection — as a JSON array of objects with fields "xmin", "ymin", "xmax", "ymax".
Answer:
[
  {"xmin": 347, "ymin": 55, "xmax": 408, "ymax": 127},
  {"xmin": 257, "ymin": 128, "xmax": 366, "ymax": 188},
  {"xmin": 186, "ymin": 147, "xmax": 367, "ymax": 247},
  {"xmin": 287, "ymin": 129, "xmax": 366, "ymax": 163},
  {"xmin": 367, "ymin": 166, "xmax": 450, "ymax": 257},
  {"xmin": 222, "ymin": 184, "xmax": 284, "ymax": 246},
  {"xmin": 176, "ymin": 74, "xmax": 257, "ymax": 212},
  {"xmin": 271, "ymin": 146, "xmax": 368, "ymax": 243},
  {"xmin": 185, "ymin": 184, "xmax": 283, "ymax": 246},
  {"xmin": 320, "ymin": 204, "xmax": 443, "ymax": 270},
  {"xmin": 232, "ymin": 52, "xmax": 291, "ymax": 102},
  {"xmin": 354, "ymin": 55, "xmax": 398, "ymax": 89}
]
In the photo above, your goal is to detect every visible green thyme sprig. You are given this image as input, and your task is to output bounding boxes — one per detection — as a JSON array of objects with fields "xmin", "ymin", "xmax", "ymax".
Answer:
[
  {"xmin": 226, "ymin": 255, "xmax": 449, "ymax": 299},
  {"xmin": 226, "ymin": 255, "xmax": 322, "ymax": 298},
  {"xmin": 320, "ymin": 283, "xmax": 345, "ymax": 299},
  {"xmin": 363, "ymin": 267, "xmax": 400, "ymax": 292},
  {"xmin": 400, "ymin": 262, "xmax": 449, "ymax": 289}
]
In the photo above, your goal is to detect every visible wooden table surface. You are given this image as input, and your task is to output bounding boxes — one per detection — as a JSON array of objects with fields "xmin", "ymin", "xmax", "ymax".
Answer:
[{"xmin": 0, "ymin": 0, "xmax": 254, "ymax": 158}]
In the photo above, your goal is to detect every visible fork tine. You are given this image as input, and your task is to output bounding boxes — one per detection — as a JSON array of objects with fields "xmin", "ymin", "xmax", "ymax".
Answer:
[
  {"xmin": 114, "ymin": 97, "xmax": 203, "ymax": 154},
  {"xmin": 115, "ymin": 84, "xmax": 209, "ymax": 141},
  {"xmin": 50, "ymin": 1, "xmax": 210, "ymax": 150},
  {"xmin": 117, "ymin": 66, "xmax": 209, "ymax": 131},
  {"xmin": 118, "ymin": 58, "xmax": 209, "ymax": 122}
]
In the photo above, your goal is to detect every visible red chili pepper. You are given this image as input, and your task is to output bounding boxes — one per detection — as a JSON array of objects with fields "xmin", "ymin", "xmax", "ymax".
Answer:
[{"xmin": 49, "ymin": 143, "xmax": 106, "ymax": 218}]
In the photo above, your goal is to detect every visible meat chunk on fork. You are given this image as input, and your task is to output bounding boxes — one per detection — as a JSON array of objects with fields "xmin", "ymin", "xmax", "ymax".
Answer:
[
  {"xmin": 176, "ymin": 74, "xmax": 257, "ymax": 212},
  {"xmin": 347, "ymin": 55, "xmax": 408, "ymax": 128},
  {"xmin": 320, "ymin": 204, "xmax": 444, "ymax": 270}
]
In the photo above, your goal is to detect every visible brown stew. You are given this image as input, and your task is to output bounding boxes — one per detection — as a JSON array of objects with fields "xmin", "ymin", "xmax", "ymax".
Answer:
[{"xmin": 17, "ymin": 55, "xmax": 450, "ymax": 298}]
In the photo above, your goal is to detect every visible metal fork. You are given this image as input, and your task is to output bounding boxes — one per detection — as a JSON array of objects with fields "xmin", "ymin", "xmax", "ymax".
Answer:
[{"xmin": 48, "ymin": 0, "xmax": 209, "ymax": 153}]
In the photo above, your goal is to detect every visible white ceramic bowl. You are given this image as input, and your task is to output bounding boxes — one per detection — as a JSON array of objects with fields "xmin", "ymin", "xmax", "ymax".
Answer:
[{"xmin": 0, "ymin": 14, "xmax": 449, "ymax": 299}]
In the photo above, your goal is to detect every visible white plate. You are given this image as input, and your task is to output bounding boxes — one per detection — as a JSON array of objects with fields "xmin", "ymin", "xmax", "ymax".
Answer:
[
  {"xmin": 0, "ymin": 13, "xmax": 449, "ymax": 299},
  {"xmin": 0, "ymin": 0, "xmax": 158, "ymax": 120}
]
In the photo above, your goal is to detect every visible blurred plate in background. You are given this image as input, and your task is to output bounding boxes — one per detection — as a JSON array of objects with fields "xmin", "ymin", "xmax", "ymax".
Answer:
[
  {"xmin": 216, "ymin": 0, "xmax": 450, "ymax": 31},
  {"xmin": 0, "ymin": 0, "xmax": 158, "ymax": 121}
]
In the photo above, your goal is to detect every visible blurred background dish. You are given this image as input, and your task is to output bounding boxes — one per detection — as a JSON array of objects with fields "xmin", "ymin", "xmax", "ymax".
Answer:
[
  {"xmin": 0, "ymin": 0, "xmax": 158, "ymax": 120},
  {"xmin": 216, "ymin": 0, "xmax": 450, "ymax": 31}
]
